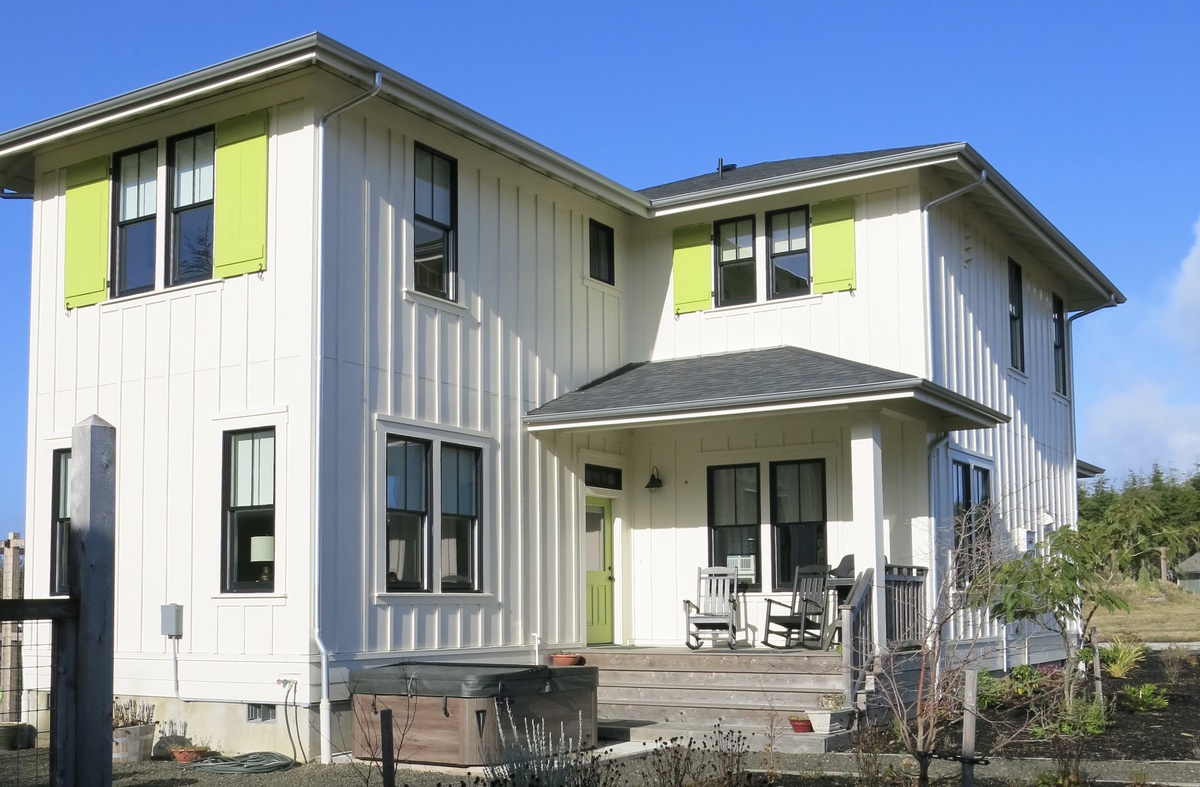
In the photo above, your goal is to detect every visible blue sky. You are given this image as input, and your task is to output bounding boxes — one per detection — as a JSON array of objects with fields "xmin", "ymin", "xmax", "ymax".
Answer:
[{"xmin": 0, "ymin": 1, "xmax": 1197, "ymax": 534}]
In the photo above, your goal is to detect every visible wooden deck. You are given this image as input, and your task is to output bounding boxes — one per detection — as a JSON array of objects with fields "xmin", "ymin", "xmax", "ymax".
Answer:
[{"xmin": 581, "ymin": 646, "xmax": 852, "ymax": 753}]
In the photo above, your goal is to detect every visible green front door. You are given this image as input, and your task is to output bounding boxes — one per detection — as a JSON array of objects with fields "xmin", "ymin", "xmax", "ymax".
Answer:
[{"xmin": 585, "ymin": 498, "xmax": 614, "ymax": 644}]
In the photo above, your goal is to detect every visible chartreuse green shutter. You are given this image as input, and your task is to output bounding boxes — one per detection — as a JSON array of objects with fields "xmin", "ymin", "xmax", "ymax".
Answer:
[
  {"xmin": 811, "ymin": 198, "xmax": 856, "ymax": 294},
  {"xmin": 672, "ymin": 223, "xmax": 712, "ymax": 314},
  {"xmin": 64, "ymin": 157, "xmax": 111, "ymax": 309},
  {"xmin": 214, "ymin": 110, "xmax": 268, "ymax": 278}
]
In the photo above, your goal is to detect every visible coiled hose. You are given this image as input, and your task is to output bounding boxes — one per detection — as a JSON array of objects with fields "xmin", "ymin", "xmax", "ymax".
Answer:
[{"xmin": 184, "ymin": 750, "xmax": 297, "ymax": 773}]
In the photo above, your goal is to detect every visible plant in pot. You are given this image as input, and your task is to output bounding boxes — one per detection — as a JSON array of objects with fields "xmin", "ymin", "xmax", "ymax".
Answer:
[
  {"xmin": 787, "ymin": 713, "xmax": 812, "ymax": 733},
  {"xmin": 810, "ymin": 694, "xmax": 854, "ymax": 734},
  {"xmin": 550, "ymin": 651, "xmax": 582, "ymax": 666},
  {"xmin": 158, "ymin": 719, "xmax": 213, "ymax": 764},
  {"xmin": 112, "ymin": 698, "xmax": 156, "ymax": 762}
]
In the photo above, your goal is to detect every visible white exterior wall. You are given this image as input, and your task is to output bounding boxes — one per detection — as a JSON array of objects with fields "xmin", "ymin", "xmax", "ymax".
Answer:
[
  {"xmin": 24, "ymin": 74, "xmax": 319, "ymax": 703},
  {"xmin": 639, "ymin": 173, "xmax": 927, "ymax": 374},
  {"xmin": 313, "ymin": 77, "xmax": 631, "ymax": 661}
]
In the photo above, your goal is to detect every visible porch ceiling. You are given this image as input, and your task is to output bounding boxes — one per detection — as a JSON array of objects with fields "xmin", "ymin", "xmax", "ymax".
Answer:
[{"xmin": 525, "ymin": 346, "xmax": 1007, "ymax": 433}]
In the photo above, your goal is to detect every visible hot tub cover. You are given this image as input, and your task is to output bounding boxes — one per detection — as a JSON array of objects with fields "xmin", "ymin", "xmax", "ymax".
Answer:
[{"xmin": 349, "ymin": 661, "xmax": 598, "ymax": 698}]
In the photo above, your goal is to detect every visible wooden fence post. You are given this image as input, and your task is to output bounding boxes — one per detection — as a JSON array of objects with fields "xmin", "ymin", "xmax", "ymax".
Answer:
[
  {"xmin": 962, "ymin": 669, "xmax": 978, "ymax": 787},
  {"xmin": 55, "ymin": 416, "xmax": 116, "ymax": 787}
]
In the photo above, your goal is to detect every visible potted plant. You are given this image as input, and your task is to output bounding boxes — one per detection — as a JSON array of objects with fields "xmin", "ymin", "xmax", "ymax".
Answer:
[
  {"xmin": 158, "ymin": 720, "xmax": 212, "ymax": 763},
  {"xmin": 550, "ymin": 652, "xmax": 581, "ymax": 666},
  {"xmin": 112, "ymin": 698, "xmax": 156, "ymax": 762},
  {"xmin": 787, "ymin": 713, "xmax": 812, "ymax": 733},
  {"xmin": 169, "ymin": 741, "xmax": 213, "ymax": 764},
  {"xmin": 809, "ymin": 694, "xmax": 854, "ymax": 734}
]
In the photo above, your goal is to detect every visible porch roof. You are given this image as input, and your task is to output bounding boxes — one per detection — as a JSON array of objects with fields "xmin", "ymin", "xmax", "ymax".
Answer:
[{"xmin": 525, "ymin": 346, "xmax": 1007, "ymax": 433}]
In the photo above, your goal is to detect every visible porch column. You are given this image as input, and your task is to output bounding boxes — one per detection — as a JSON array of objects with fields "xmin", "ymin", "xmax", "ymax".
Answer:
[{"xmin": 849, "ymin": 412, "xmax": 887, "ymax": 653}]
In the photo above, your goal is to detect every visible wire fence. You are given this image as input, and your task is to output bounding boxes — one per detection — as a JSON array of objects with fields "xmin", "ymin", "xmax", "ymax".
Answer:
[{"xmin": 0, "ymin": 613, "xmax": 53, "ymax": 787}]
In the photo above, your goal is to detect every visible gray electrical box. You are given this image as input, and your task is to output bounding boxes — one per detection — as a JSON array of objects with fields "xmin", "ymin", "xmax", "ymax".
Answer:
[{"xmin": 161, "ymin": 603, "xmax": 184, "ymax": 639}]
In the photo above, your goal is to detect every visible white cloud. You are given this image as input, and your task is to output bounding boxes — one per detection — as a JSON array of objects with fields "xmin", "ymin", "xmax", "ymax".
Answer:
[
  {"xmin": 1163, "ymin": 215, "xmax": 1200, "ymax": 358},
  {"xmin": 1079, "ymin": 381, "xmax": 1200, "ymax": 480}
]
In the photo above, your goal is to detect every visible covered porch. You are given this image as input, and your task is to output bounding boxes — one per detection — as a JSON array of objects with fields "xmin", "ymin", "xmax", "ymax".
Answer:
[{"xmin": 526, "ymin": 346, "xmax": 1006, "ymax": 663}]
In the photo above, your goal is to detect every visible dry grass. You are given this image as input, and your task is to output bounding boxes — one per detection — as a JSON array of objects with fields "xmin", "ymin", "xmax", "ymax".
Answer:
[{"xmin": 1091, "ymin": 578, "xmax": 1200, "ymax": 642}]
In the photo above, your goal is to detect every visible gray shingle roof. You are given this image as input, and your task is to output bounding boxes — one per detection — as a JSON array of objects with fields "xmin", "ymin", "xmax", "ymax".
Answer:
[
  {"xmin": 639, "ymin": 145, "xmax": 949, "ymax": 200},
  {"xmin": 1177, "ymin": 553, "xmax": 1200, "ymax": 574},
  {"xmin": 528, "ymin": 346, "xmax": 916, "ymax": 420}
]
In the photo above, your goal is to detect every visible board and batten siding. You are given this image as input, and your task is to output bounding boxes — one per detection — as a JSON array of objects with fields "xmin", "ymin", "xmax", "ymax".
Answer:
[
  {"xmin": 316, "ymin": 99, "xmax": 629, "ymax": 658},
  {"xmin": 641, "ymin": 175, "xmax": 927, "ymax": 377},
  {"xmin": 24, "ymin": 87, "xmax": 318, "ymax": 701},
  {"xmin": 926, "ymin": 193, "xmax": 1078, "ymax": 586}
]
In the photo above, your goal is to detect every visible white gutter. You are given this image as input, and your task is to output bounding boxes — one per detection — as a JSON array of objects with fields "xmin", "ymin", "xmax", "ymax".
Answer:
[
  {"xmin": 920, "ymin": 169, "xmax": 988, "ymax": 381},
  {"xmin": 311, "ymin": 70, "xmax": 382, "ymax": 765}
]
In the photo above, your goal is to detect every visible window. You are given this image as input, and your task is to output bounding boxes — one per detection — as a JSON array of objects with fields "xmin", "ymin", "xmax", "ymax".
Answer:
[
  {"xmin": 584, "ymin": 463, "xmax": 622, "ymax": 490},
  {"xmin": 114, "ymin": 145, "xmax": 158, "ymax": 297},
  {"xmin": 50, "ymin": 449, "xmax": 71, "ymax": 596},
  {"xmin": 589, "ymin": 219, "xmax": 615, "ymax": 285},
  {"xmin": 169, "ymin": 129, "xmax": 215, "ymax": 286},
  {"xmin": 714, "ymin": 216, "xmax": 756, "ymax": 306},
  {"xmin": 770, "ymin": 460, "xmax": 826, "ymax": 590},
  {"xmin": 951, "ymin": 460, "xmax": 992, "ymax": 586},
  {"xmin": 1052, "ymin": 294, "xmax": 1067, "ymax": 395},
  {"xmin": 767, "ymin": 207, "xmax": 810, "ymax": 298},
  {"xmin": 247, "ymin": 703, "xmax": 276, "ymax": 723},
  {"xmin": 708, "ymin": 464, "xmax": 760, "ymax": 588},
  {"xmin": 222, "ymin": 429, "xmax": 275, "ymax": 593},
  {"xmin": 1008, "ymin": 259, "xmax": 1025, "ymax": 372},
  {"xmin": 413, "ymin": 145, "xmax": 456, "ymax": 300},
  {"xmin": 385, "ymin": 435, "xmax": 480, "ymax": 592}
]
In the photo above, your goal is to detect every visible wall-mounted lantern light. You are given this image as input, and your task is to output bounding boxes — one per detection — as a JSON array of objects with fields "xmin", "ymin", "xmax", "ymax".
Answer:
[{"xmin": 645, "ymin": 467, "xmax": 663, "ymax": 492}]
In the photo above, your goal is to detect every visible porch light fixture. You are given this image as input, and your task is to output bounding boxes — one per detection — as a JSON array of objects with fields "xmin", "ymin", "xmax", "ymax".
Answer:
[
  {"xmin": 250, "ymin": 535, "xmax": 275, "ymax": 582},
  {"xmin": 645, "ymin": 467, "xmax": 663, "ymax": 491}
]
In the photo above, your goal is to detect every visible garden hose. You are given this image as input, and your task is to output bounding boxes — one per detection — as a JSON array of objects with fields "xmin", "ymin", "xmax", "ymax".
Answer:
[{"xmin": 183, "ymin": 751, "xmax": 297, "ymax": 773}]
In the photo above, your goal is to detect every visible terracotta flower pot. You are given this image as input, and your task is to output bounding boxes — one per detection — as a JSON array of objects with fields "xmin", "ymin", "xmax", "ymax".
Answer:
[
  {"xmin": 788, "ymin": 717, "xmax": 813, "ymax": 733},
  {"xmin": 170, "ymin": 747, "xmax": 209, "ymax": 764},
  {"xmin": 551, "ymin": 653, "xmax": 581, "ymax": 666}
]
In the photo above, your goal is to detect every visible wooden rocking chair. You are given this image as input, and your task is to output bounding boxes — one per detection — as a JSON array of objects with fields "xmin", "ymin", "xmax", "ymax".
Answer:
[
  {"xmin": 683, "ymin": 566, "xmax": 739, "ymax": 649},
  {"xmin": 762, "ymin": 565, "xmax": 828, "ymax": 649}
]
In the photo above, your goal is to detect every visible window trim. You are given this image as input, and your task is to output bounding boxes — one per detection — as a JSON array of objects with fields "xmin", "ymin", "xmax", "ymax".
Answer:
[
  {"xmin": 713, "ymin": 215, "xmax": 757, "ymax": 308},
  {"xmin": 412, "ymin": 143, "xmax": 458, "ymax": 302},
  {"xmin": 221, "ymin": 427, "xmax": 276, "ymax": 594},
  {"xmin": 768, "ymin": 458, "xmax": 827, "ymax": 592},
  {"xmin": 381, "ymin": 424, "xmax": 486, "ymax": 595},
  {"xmin": 1008, "ymin": 259, "xmax": 1025, "ymax": 372},
  {"xmin": 765, "ymin": 205, "xmax": 811, "ymax": 300},
  {"xmin": 588, "ymin": 219, "xmax": 615, "ymax": 286},
  {"xmin": 707, "ymin": 462, "xmax": 762, "ymax": 591}
]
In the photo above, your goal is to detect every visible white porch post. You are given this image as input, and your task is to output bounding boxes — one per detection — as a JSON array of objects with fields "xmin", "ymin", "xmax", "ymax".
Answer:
[{"xmin": 850, "ymin": 412, "xmax": 887, "ymax": 653}]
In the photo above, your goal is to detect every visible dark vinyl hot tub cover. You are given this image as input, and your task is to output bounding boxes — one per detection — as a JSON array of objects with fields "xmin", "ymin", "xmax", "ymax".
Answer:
[{"xmin": 348, "ymin": 661, "xmax": 599, "ymax": 698}]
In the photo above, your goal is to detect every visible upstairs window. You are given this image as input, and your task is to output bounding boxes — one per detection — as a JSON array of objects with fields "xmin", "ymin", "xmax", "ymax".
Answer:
[
  {"xmin": 589, "ymin": 219, "xmax": 615, "ymax": 285},
  {"xmin": 1052, "ymin": 294, "xmax": 1067, "ymax": 395},
  {"xmin": 169, "ymin": 129, "xmax": 215, "ymax": 286},
  {"xmin": 114, "ymin": 145, "xmax": 158, "ymax": 297},
  {"xmin": 715, "ymin": 216, "xmax": 756, "ymax": 306},
  {"xmin": 223, "ymin": 428, "xmax": 275, "ymax": 593},
  {"xmin": 952, "ymin": 459, "xmax": 992, "ymax": 587},
  {"xmin": 413, "ymin": 145, "xmax": 457, "ymax": 300},
  {"xmin": 1008, "ymin": 259, "xmax": 1025, "ymax": 372},
  {"xmin": 767, "ymin": 207, "xmax": 810, "ymax": 298}
]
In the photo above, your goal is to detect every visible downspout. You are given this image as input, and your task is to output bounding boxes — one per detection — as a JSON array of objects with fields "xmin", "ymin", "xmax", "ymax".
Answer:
[
  {"xmin": 926, "ymin": 432, "xmax": 950, "ymax": 641},
  {"xmin": 312, "ymin": 71, "xmax": 382, "ymax": 765}
]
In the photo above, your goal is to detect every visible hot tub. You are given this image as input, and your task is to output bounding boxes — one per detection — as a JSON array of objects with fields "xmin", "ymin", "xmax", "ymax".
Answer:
[{"xmin": 349, "ymin": 661, "xmax": 599, "ymax": 767}]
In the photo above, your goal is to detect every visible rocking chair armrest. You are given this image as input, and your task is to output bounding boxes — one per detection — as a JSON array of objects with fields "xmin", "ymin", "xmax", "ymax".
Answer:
[{"xmin": 683, "ymin": 599, "xmax": 699, "ymax": 613}]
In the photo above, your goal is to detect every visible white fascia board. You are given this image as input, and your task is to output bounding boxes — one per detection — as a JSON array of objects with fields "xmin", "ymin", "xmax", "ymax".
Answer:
[{"xmin": 647, "ymin": 148, "xmax": 967, "ymax": 217}]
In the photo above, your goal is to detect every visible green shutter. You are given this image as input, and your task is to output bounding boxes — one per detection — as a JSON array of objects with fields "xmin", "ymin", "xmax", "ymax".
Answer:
[
  {"xmin": 214, "ymin": 110, "xmax": 268, "ymax": 278},
  {"xmin": 672, "ymin": 223, "xmax": 711, "ymax": 314},
  {"xmin": 811, "ymin": 198, "xmax": 856, "ymax": 294},
  {"xmin": 64, "ymin": 157, "xmax": 111, "ymax": 309}
]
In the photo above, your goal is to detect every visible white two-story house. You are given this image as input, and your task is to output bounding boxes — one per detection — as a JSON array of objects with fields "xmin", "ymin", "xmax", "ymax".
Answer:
[{"xmin": 0, "ymin": 34, "xmax": 1122, "ymax": 760}]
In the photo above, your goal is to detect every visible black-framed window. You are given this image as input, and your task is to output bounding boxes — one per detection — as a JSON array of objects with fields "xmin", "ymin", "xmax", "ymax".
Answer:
[
  {"xmin": 413, "ymin": 145, "xmax": 456, "ymax": 300},
  {"xmin": 708, "ymin": 463, "xmax": 760, "ymax": 589},
  {"xmin": 222, "ymin": 428, "xmax": 275, "ymax": 593},
  {"xmin": 169, "ymin": 128, "xmax": 215, "ymax": 286},
  {"xmin": 385, "ymin": 435, "xmax": 481, "ymax": 593},
  {"xmin": 951, "ymin": 459, "xmax": 992, "ymax": 587},
  {"xmin": 50, "ymin": 449, "xmax": 71, "ymax": 596},
  {"xmin": 715, "ymin": 216, "xmax": 756, "ymax": 306},
  {"xmin": 114, "ymin": 145, "xmax": 158, "ymax": 297},
  {"xmin": 767, "ymin": 207, "xmax": 810, "ymax": 299},
  {"xmin": 584, "ymin": 463, "xmax": 622, "ymax": 490},
  {"xmin": 770, "ymin": 459, "xmax": 826, "ymax": 591},
  {"xmin": 1008, "ymin": 259, "xmax": 1025, "ymax": 372},
  {"xmin": 589, "ymin": 219, "xmax": 615, "ymax": 286},
  {"xmin": 1052, "ymin": 294, "xmax": 1067, "ymax": 395}
]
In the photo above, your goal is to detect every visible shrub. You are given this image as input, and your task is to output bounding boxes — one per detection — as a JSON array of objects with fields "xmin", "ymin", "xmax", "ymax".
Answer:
[
  {"xmin": 1101, "ymin": 634, "xmax": 1148, "ymax": 678},
  {"xmin": 1119, "ymin": 683, "xmax": 1169, "ymax": 713},
  {"xmin": 1161, "ymin": 645, "xmax": 1192, "ymax": 685},
  {"xmin": 976, "ymin": 670, "xmax": 1009, "ymax": 710},
  {"xmin": 1009, "ymin": 664, "xmax": 1042, "ymax": 699}
]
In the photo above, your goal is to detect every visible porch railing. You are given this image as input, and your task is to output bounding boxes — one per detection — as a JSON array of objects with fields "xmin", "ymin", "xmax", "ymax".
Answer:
[
  {"xmin": 839, "ymin": 567, "xmax": 874, "ymax": 707},
  {"xmin": 884, "ymin": 564, "xmax": 927, "ymax": 648}
]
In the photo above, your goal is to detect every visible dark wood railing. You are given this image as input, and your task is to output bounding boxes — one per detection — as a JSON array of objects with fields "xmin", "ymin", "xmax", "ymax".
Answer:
[
  {"xmin": 884, "ymin": 564, "xmax": 927, "ymax": 649},
  {"xmin": 838, "ymin": 567, "xmax": 874, "ymax": 707}
]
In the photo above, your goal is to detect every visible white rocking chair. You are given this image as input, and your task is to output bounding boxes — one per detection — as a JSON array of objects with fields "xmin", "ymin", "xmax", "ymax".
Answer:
[{"xmin": 683, "ymin": 566, "xmax": 739, "ymax": 649}]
